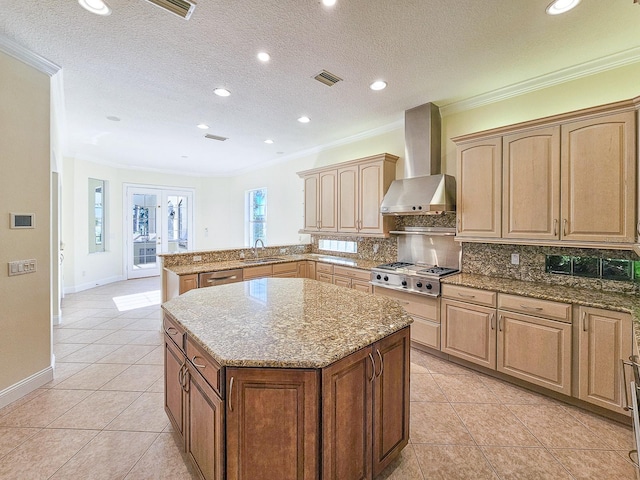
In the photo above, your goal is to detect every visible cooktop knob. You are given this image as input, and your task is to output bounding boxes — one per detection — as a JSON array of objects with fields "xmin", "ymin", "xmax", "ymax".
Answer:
[
  {"xmin": 383, "ymin": 276, "xmax": 389, "ymax": 282},
  {"xmin": 401, "ymin": 280, "xmax": 407, "ymax": 286},
  {"xmin": 416, "ymin": 282, "xmax": 423, "ymax": 288},
  {"xmin": 426, "ymin": 283, "xmax": 433, "ymax": 290},
  {"xmin": 376, "ymin": 274, "xmax": 381, "ymax": 280}
]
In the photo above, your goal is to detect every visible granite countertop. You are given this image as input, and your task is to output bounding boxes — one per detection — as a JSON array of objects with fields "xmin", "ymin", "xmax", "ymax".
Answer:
[
  {"xmin": 161, "ymin": 277, "xmax": 413, "ymax": 368},
  {"xmin": 441, "ymin": 273, "xmax": 640, "ymax": 321},
  {"xmin": 166, "ymin": 254, "xmax": 380, "ymax": 276}
]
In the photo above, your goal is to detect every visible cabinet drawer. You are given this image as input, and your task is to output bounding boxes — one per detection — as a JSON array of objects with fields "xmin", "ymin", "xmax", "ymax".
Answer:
[
  {"xmin": 373, "ymin": 286, "xmax": 439, "ymax": 322},
  {"xmin": 411, "ymin": 317, "xmax": 440, "ymax": 350},
  {"xmin": 498, "ymin": 294, "xmax": 571, "ymax": 323},
  {"xmin": 316, "ymin": 263, "xmax": 334, "ymax": 274},
  {"xmin": 273, "ymin": 262, "xmax": 297, "ymax": 275},
  {"xmin": 441, "ymin": 284, "xmax": 496, "ymax": 307},
  {"xmin": 186, "ymin": 337, "xmax": 223, "ymax": 396},
  {"xmin": 333, "ymin": 266, "xmax": 370, "ymax": 282},
  {"xmin": 243, "ymin": 264, "xmax": 273, "ymax": 279},
  {"xmin": 316, "ymin": 272, "xmax": 333, "ymax": 283},
  {"xmin": 163, "ymin": 314, "xmax": 185, "ymax": 353}
]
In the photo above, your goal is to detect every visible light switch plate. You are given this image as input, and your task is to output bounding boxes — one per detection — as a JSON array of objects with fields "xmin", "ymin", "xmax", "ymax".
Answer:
[
  {"xmin": 511, "ymin": 253, "xmax": 520, "ymax": 265},
  {"xmin": 8, "ymin": 259, "xmax": 37, "ymax": 276}
]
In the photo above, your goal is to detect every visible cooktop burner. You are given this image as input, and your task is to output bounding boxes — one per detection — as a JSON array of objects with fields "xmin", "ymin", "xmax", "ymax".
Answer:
[
  {"xmin": 417, "ymin": 266, "xmax": 459, "ymax": 276},
  {"xmin": 376, "ymin": 262, "xmax": 414, "ymax": 270}
]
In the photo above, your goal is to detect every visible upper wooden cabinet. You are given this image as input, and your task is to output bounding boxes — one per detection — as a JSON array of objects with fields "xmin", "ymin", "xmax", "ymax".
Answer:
[
  {"xmin": 456, "ymin": 137, "xmax": 502, "ymax": 238},
  {"xmin": 299, "ymin": 153, "xmax": 398, "ymax": 236},
  {"xmin": 454, "ymin": 99, "xmax": 638, "ymax": 248}
]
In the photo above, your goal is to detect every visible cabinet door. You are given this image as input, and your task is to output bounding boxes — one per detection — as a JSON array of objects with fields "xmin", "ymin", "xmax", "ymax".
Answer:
[
  {"xmin": 322, "ymin": 347, "xmax": 373, "ymax": 480},
  {"xmin": 497, "ymin": 311, "xmax": 571, "ymax": 395},
  {"xmin": 441, "ymin": 299, "xmax": 497, "ymax": 369},
  {"xmin": 577, "ymin": 306, "xmax": 632, "ymax": 413},
  {"xmin": 372, "ymin": 328, "xmax": 410, "ymax": 477},
  {"xmin": 226, "ymin": 368, "xmax": 319, "ymax": 480},
  {"xmin": 296, "ymin": 261, "xmax": 308, "ymax": 278},
  {"xmin": 502, "ymin": 127, "xmax": 560, "ymax": 240},
  {"xmin": 332, "ymin": 276, "xmax": 352, "ymax": 289},
  {"xmin": 164, "ymin": 335, "xmax": 185, "ymax": 442},
  {"xmin": 359, "ymin": 162, "xmax": 385, "ymax": 234},
  {"xmin": 352, "ymin": 279, "xmax": 372, "ymax": 294},
  {"xmin": 560, "ymin": 111, "xmax": 636, "ymax": 243},
  {"xmin": 456, "ymin": 137, "xmax": 502, "ymax": 238},
  {"xmin": 180, "ymin": 274, "xmax": 198, "ymax": 294},
  {"xmin": 186, "ymin": 367, "xmax": 224, "ymax": 480},
  {"xmin": 307, "ymin": 261, "xmax": 316, "ymax": 280},
  {"xmin": 338, "ymin": 165, "xmax": 359, "ymax": 233},
  {"xmin": 303, "ymin": 174, "xmax": 319, "ymax": 231},
  {"xmin": 319, "ymin": 170, "xmax": 337, "ymax": 232}
]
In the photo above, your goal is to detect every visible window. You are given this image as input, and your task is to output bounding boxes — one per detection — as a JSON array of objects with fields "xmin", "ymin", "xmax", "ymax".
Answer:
[
  {"xmin": 88, "ymin": 178, "xmax": 106, "ymax": 253},
  {"xmin": 318, "ymin": 239, "xmax": 358, "ymax": 254},
  {"xmin": 246, "ymin": 188, "xmax": 267, "ymax": 245}
]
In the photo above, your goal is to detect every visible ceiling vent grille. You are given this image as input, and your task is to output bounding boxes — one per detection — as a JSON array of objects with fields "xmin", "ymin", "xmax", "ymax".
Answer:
[
  {"xmin": 143, "ymin": 0, "xmax": 196, "ymax": 19},
  {"xmin": 205, "ymin": 134, "xmax": 228, "ymax": 142},
  {"xmin": 313, "ymin": 70, "xmax": 343, "ymax": 87}
]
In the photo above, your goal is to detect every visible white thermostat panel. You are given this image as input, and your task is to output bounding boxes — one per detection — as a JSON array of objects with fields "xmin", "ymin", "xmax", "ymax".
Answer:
[{"xmin": 10, "ymin": 213, "xmax": 35, "ymax": 229}]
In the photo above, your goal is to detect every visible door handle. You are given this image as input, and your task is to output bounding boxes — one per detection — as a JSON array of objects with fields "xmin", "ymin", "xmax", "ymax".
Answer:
[
  {"xmin": 490, "ymin": 312, "xmax": 495, "ymax": 330},
  {"xmin": 553, "ymin": 219, "xmax": 558, "ymax": 236},
  {"xmin": 563, "ymin": 219, "xmax": 568, "ymax": 237},
  {"xmin": 582, "ymin": 311, "xmax": 587, "ymax": 332},
  {"xmin": 498, "ymin": 314, "xmax": 503, "ymax": 332}
]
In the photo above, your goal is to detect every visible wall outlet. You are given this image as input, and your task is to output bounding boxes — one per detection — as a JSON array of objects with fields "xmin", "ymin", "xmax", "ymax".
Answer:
[
  {"xmin": 193, "ymin": 255, "xmax": 202, "ymax": 262},
  {"xmin": 511, "ymin": 253, "xmax": 520, "ymax": 265},
  {"xmin": 373, "ymin": 244, "xmax": 379, "ymax": 254},
  {"xmin": 204, "ymin": 227, "xmax": 209, "ymax": 238},
  {"xmin": 239, "ymin": 252, "xmax": 245, "ymax": 259},
  {"xmin": 280, "ymin": 248, "xmax": 287, "ymax": 254}
]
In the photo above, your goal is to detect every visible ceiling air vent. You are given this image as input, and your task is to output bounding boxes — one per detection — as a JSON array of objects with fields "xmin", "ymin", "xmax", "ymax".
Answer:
[
  {"xmin": 313, "ymin": 70, "xmax": 343, "ymax": 87},
  {"xmin": 205, "ymin": 134, "xmax": 228, "ymax": 142},
  {"xmin": 143, "ymin": 0, "xmax": 196, "ymax": 19}
]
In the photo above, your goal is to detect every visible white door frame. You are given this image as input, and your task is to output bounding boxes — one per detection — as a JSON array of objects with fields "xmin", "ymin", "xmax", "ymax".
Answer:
[{"xmin": 123, "ymin": 183, "xmax": 195, "ymax": 279}]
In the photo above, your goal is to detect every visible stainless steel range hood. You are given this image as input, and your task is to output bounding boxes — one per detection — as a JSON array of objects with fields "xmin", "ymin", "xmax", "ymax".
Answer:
[{"xmin": 380, "ymin": 103, "xmax": 456, "ymax": 215}]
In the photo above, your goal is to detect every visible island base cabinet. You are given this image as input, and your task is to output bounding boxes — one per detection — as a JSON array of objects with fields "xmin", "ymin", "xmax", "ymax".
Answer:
[
  {"xmin": 225, "ymin": 368, "xmax": 319, "ymax": 480},
  {"xmin": 186, "ymin": 366, "xmax": 225, "ymax": 480},
  {"xmin": 164, "ymin": 335, "xmax": 186, "ymax": 441},
  {"xmin": 576, "ymin": 306, "xmax": 632, "ymax": 414}
]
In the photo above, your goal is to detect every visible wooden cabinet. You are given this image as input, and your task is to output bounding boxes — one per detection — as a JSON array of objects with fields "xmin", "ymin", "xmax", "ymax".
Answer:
[
  {"xmin": 374, "ymin": 286, "xmax": 440, "ymax": 350},
  {"xmin": 454, "ymin": 100, "xmax": 638, "ymax": 247},
  {"xmin": 297, "ymin": 260, "xmax": 316, "ymax": 279},
  {"xmin": 273, "ymin": 262, "xmax": 298, "ymax": 278},
  {"xmin": 502, "ymin": 126, "xmax": 560, "ymax": 240},
  {"xmin": 226, "ymin": 368, "xmax": 319, "ymax": 480},
  {"xmin": 164, "ymin": 333, "xmax": 186, "ymax": 441},
  {"xmin": 301, "ymin": 170, "xmax": 337, "ymax": 232},
  {"xmin": 243, "ymin": 264, "xmax": 273, "ymax": 280},
  {"xmin": 316, "ymin": 262, "xmax": 334, "ymax": 284},
  {"xmin": 333, "ymin": 265, "xmax": 372, "ymax": 293},
  {"xmin": 322, "ymin": 327, "xmax": 410, "ymax": 480},
  {"xmin": 456, "ymin": 137, "xmax": 502, "ymax": 238},
  {"xmin": 560, "ymin": 111, "xmax": 636, "ymax": 243},
  {"xmin": 497, "ymin": 295, "xmax": 572, "ymax": 395},
  {"xmin": 576, "ymin": 306, "xmax": 633, "ymax": 414},
  {"xmin": 299, "ymin": 153, "xmax": 398, "ymax": 237},
  {"xmin": 164, "ymin": 270, "xmax": 198, "ymax": 301}
]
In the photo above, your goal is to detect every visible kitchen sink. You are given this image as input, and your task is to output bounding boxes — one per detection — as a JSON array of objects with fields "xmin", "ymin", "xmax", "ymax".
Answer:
[{"xmin": 241, "ymin": 257, "xmax": 284, "ymax": 264}]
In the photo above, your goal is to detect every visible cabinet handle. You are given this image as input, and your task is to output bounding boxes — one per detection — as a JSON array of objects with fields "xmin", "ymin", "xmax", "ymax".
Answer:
[
  {"xmin": 490, "ymin": 312, "xmax": 495, "ymax": 330},
  {"xmin": 191, "ymin": 356, "xmax": 206, "ymax": 369},
  {"xmin": 376, "ymin": 349, "xmax": 384, "ymax": 378},
  {"xmin": 368, "ymin": 353, "xmax": 376, "ymax": 382},
  {"xmin": 228, "ymin": 376, "xmax": 234, "ymax": 412},
  {"xmin": 498, "ymin": 314, "xmax": 503, "ymax": 332},
  {"xmin": 563, "ymin": 219, "xmax": 568, "ymax": 237},
  {"xmin": 457, "ymin": 293, "xmax": 475, "ymax": 299},
  {"xmin": 520, "ymin": 304, "xmax": 543, "ymax": 311},
  {"xmin": 621, "ymin": 358, "xmax": 632, "ymax": 412},
  {"xmin": 177, "ymin": 361, "xmax": 184, "ymax": 388},
  {"xmin": 582, "ymin": 311, "xmax": 587, "ymax": 332},
  {"xmin": 628, "ymin": 451, "xmax": 640, "ymax": 469},
  {"xmin": 165, "ymin": 326, "xmax": 178, "ymax": 336},
  {"xmin": 553, "ymin": 219, "xmax": 558, "ymax": 236}
]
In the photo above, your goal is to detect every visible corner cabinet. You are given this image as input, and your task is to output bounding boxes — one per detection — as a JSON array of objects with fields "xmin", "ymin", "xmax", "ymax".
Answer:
[
  {"xmin": 298, "ymin": 153, "xmax": 398, "ymax": 237},
  {"xmin": 453, "ymin": 98, "xmax": 638, "ymax": 248}
]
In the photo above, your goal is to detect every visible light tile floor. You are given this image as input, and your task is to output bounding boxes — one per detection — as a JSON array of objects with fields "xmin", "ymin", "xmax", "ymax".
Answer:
[{"xmin": 0, "ymin": 276, "xmax": 637, "ymax": 479}]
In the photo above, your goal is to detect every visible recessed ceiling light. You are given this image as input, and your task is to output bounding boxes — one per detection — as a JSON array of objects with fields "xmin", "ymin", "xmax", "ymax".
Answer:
[
  {"xmin": 370, "ymin": 80, "xmax": 387, "ymax": 91},
  {"xmin": 78, "ymin": 0, "xmax": 112, "ymax": 16},
  {"xmin": 214, "ymin": 88, "xmax": 231, "ymax": 97},
  {"xmin": 197, "ymin": 124, "xmax": 210, "ymax": 130},
  {"xmin": 106, "ymin": 115, "xmax": 120, "ymax": 121},
  {"xmin": 322, "ymin": 0, "xmax": 337, "ymax": 6},
  {"xmin": 545, "ymin": 0, "xmax": 581, "ymax": 15},
  {"xmin": 257, "ymin": 52, "xmax": 271, "ymax": 62},
  {"xmin": 264, "ymin": 139, "xmax": 274, "ymax": 144},
  {"xmin": 297, "ymin": 116, "xmax": 311, "ymax": 123},
  {"xmin": 181, "ymin": 155, "xmax": 189, "ymax": 158}
]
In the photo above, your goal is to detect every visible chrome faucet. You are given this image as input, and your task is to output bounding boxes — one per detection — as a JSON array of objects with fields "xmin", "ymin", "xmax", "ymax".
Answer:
[{"xmin": 253, "ymin": 239, "xmax": 265, "ymax": 258}]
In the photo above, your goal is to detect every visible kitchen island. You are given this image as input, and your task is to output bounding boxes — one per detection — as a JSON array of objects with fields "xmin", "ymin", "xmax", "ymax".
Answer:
[{"xmin": 162, "ymin": 277, "xmax": 412, "ymax": 480}]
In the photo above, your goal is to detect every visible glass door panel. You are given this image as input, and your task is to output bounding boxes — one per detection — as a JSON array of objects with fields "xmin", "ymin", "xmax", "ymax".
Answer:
[{"xmin": 128, "ymin": 189, "xmax": 160, "ymax": 279}]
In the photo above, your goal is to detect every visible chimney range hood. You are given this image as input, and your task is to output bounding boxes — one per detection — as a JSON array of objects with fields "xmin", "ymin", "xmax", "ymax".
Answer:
[{"xmin": 380, "ymin": 103, "xmax": 456, "ymax": 215}]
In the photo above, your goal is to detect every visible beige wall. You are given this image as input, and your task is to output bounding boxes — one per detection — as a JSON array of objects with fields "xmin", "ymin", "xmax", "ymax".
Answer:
[{"xmin": 0, "ymin": 52, "xmax": 51, "ymax": 391}]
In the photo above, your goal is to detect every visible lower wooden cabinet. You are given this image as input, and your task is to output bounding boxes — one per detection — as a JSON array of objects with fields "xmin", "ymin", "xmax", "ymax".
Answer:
[
  {"xmin": 332, "ymin": 265, "xmax": 373, "ymax": 294},
  {"xmin": 576, "ymin": 306, "xmax": 633, "ymax": 414},
  {"xmin": 296, "ymin": 260, "xmax": 316, "ymax": 279},
  {"xmin": 164, "ymin": 334, "xmax": 186, "ymax": 441}
]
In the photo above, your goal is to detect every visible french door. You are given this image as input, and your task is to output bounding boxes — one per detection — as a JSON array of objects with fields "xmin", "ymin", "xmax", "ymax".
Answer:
[{"xmin": 125, "ymin": 185, "xmax": 194, "ymax": 279}]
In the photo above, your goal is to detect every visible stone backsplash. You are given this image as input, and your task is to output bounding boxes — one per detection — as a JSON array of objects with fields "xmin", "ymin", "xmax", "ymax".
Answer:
[
  {"xmin": 161, "ymin": 244, "xmax": 311, "ymax": 268},
  {"xmin": 462, "ymin": 242, "xmax": 640, "ymax": 294},
  {"xmin": 395, "ymin": 212, "xmax": 456, "ymax": 230}
]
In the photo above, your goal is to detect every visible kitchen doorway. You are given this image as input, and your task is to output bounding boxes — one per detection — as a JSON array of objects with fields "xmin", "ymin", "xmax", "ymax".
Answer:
[{"xmin": 124, "ymin": 185, "xmax": 194, "ymax": 279}]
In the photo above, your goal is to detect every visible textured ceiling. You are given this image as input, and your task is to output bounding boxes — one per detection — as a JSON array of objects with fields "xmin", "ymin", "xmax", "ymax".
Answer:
[{"xmin": 1, "ymin": 0, "xmax": 639, "ymax": 176}]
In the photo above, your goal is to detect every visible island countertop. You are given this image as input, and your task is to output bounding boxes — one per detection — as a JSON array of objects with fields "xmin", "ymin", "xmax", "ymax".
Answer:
[{"xmin": 161, "ymin": 277, "xmax": 413, "ymax": 369}]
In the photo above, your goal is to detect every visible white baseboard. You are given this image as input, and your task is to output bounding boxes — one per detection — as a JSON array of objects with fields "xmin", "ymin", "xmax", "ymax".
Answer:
[
  {"xmin": 63, "ymin": 275, "xmax": 125, "ymax": 295},
  {"xmin": 0, "ymin": 366, "xmax": 54, "ymax": 409}
]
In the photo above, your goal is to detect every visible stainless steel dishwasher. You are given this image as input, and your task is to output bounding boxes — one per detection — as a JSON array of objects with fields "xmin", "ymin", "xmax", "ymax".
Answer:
[{"xmin": 198, "ymin": 269, "xmax": 243, "ymax": 287}]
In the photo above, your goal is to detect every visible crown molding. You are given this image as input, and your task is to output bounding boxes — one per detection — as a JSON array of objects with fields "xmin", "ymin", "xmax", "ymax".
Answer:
[
  {"xmin": 0, "ymin": 34, "xmax": 61, "ymax": 76},
  {"xmin": 440, "ymin": 47, "xmax": 640, "ymax": 116}
]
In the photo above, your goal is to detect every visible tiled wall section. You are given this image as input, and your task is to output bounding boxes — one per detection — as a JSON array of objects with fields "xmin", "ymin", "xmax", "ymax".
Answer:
[
  {"xmin": 161, "ymin": 244, "xmax": 311, "ymax": 268},
  {"xmin": 462, "ymin": 242, "xmax": 640, "ymax": 294}
]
